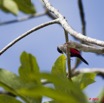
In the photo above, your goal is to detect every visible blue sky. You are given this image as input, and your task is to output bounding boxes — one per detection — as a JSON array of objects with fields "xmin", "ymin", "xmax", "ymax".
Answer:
[{"xmin": 0, "ymin": 0, "xmax": 104, "ymax": 101}]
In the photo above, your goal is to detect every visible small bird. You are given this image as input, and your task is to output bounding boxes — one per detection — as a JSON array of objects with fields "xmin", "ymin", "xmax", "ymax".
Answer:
[{"xmin": 57, "ymin": 47, "xmax": 88, "ymax": 65}]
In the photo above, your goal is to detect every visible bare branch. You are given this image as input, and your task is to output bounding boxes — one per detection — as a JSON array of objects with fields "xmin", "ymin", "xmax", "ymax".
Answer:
[
  {"xmin": 43, "ymin": 68, "xmax": 104, "ymax": 85},
  {"xmin": 0, "ymin": 19, "xmax": 59, "ymax": 55},
  {"xmin": 74, "ymin": 0, "xmax": 87, "ymax": 69},
  {"xmin": 42, "ymin": 0, "xmax": 104, "ymax": 47},
  {"xmin": 0, "ymin": 12, "xmax": 46, "ymax": 26},
  {"xmin": 58, "ymin": 41, "xmax": 104, "ymax": 54},
  {"xmin": 73, "ymin": 68, "xmax": 104, "ymax": 78},
  {"xmin": 78, "ymin": 0, "xmax": 86, "ymax": 36},
  {"xmin": 42, "ymin": 68, "xmax": 104, "ymax": 85}
]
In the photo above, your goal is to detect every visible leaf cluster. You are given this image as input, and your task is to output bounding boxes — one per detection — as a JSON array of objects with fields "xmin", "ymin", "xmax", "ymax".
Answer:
[{"xmin": 0, "ymin": 51, "xmax": 99, "ymax": 103}]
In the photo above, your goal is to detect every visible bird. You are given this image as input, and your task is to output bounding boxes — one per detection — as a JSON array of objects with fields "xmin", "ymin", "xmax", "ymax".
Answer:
[{"xmin": 57, "ymin": 46, "xmax": 88, "ymax": 65}]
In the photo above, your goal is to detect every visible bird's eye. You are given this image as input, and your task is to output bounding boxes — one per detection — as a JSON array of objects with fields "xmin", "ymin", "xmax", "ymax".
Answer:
[{"xmin": 57, "ymin": 47, "xmax": 63, "ymax": 54}]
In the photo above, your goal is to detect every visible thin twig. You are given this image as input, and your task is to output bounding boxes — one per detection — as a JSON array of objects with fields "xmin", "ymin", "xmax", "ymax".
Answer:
[
  {"xmin": 42, "ymin": 68, "xmax": 104, "ymax": 85},
  {"xmin": 73, "ymin": 0, "xmax": 86, "ymax": 69},
  {"xmin": 42, "ymin": 0, "xmax": 104, "ymax": 47},
  {"xmin": 78, "ymin": 0, "xmax": 86, "ymax": 36},
  {"xmin": 64, "ymin": 29, "xmax": 72, "ymax": 81},
  {"xmin": 0, "ymin": 12, "xmax": 46, "ymax": 26},
  {"xmin": 72, "ymin": 68, "xmax": 104, "ymax": 79},
  {"xmin": 0, "ymin": 19, "xmax": 59, "ymax": 55}
]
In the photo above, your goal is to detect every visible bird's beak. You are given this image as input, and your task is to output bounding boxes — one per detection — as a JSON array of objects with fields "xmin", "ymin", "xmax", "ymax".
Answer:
[{"xmin": 57, "ymin": 46, "xmax": 63, "ymax": 54}]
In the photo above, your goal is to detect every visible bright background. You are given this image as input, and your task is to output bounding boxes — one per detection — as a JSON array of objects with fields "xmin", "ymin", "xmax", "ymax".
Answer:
[{"xmin": 0, "ymin": 0, "xmax": 104, "ymax": 101}]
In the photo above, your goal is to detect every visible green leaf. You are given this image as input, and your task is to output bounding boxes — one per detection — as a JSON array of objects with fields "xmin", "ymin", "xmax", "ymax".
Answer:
[
  {"xmin": 14, "ymin": 0, "xmax": 36, "ymax": 14},
  {"xmin": 0, "ymin": 95, "xmax": 22, "ymax": 103},
  {"xmin": 0, "ymin": 69, "xmax": 24, "ymax": 91},
  {"xmin": 51, "ymin": 55, "xmax": 85, "ymax": 102},
  {"xmin": 2, "ymin": 0, "xmax": 19, "ymax": 15},
  {"xmin": 0, "ymin": 0, "xmax": 36, "ymax": 15},
  {"xmin": 17, "ymin": 73, "xmax": 87, "ymax": 103},
  {"xmin": 51, "ymin": 55, "xmax": 68, "ymax": 95},
  {"xmin": 18, "ymin": 86, "xmax": 77, "ymax": 103},
  {"xmin": 0, "ymin": 0, "xmax": 8, "ymax": 13},
  {"xmin": 72, "ymin": 73, "xmax": 96, "ymax": 89},
  {"xmin": 51, "ymin": 55, "xmax": 66, "ymax": 77},
  {"xmin": 19, "ymin": 51, "xmax": 40, "ymax": 83},
  {"xmin": 18, "ymin": 52, "xmax": 42, "ymax": 103},
  {"xmin": 0, "ymin": 68, "xmax": 30, "ymax": 102},
  {"xmin": 0, "ymin": 68, "xmax": 42, "ymax": 103}
]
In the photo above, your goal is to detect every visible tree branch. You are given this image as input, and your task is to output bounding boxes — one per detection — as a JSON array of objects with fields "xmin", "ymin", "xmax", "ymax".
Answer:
[
  {"xmin": 73, "ymin": 68, "xmax": 104, "ymax": 79},
  {"xmin": 74, "ymin": 0, "xmax": 87, "ymax": 69},
  {"xmin": 58, "ymin": 41, "xmax": 104, "ymax": 54},
  {"xmin": 78, "ymin": 0, "xmax": 86, "ymax": 36},
  {"xmin": 42, "ymin": 0, "xmax": 104, "ymax": 47},
  {"xmin": 0, "ymin": 12, "xmax": 46, "ymax": 26},
  {"xmin": 0, "ymin": 19, "xmax": 59, "ymax": 55}
]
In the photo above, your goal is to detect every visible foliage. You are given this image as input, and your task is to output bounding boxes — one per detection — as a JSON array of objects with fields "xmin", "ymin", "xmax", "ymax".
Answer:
[
  {"xmin": 72, "ymin": 72, "xmax": 96, "ymax": 89},
  {"xmin": 0, "ymin": 51, "xmax": 96, "ymax": 103},
  {"xmin": 0, "ymin": 0, "xmax": 36, "ymax": 15}
]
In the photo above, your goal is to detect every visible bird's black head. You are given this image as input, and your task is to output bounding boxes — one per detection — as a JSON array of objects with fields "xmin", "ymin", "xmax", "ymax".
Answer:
[{"xmin": 57, "ymin": 47, "xmax": 63, "ymax": 54}]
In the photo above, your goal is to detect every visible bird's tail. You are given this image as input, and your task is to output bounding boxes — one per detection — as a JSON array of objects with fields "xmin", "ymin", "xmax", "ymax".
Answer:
[{"xmin": 79, "ymin": 56, "xmax": 89, "ymax": 65}]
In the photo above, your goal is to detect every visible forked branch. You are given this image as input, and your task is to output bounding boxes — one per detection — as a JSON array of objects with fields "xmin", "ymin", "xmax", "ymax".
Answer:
[{"xmin": 42, "ymin": 0, "xmax": 104, "ymax": 47}]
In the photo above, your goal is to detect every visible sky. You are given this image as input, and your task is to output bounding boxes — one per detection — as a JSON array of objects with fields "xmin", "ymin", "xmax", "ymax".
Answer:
[{"xmin": 0, "ymin": 0, "xmax": 104, "ymax": 102}]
